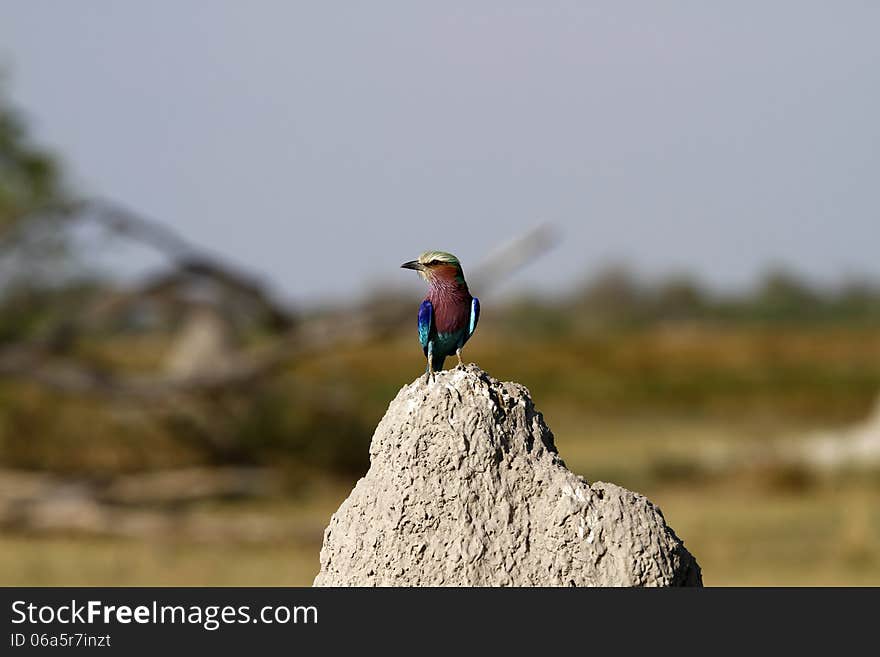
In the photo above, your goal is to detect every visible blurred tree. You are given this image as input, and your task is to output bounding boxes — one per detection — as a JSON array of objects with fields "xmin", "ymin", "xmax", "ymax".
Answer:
[
  {"xmin": 0, "ymin": 82, "xmax": 64, "ymax": 233},
  {"xmin": 831, "ymin": 278, "xmax": 880, "ymax": 321},
  {"xmin": 651, "ymin": 274, "xmax": 708, "ymax": 320},
  {"xmin": 0, "ymin": 82, "xmax": 76, "ymax": 342},
  {"xmin": 575, "ymin": 264, "xmax": 644, "ymax": 326},
  {"xmin": 752, "ymin": 268, "xmax": 821, "ymax": 320}
]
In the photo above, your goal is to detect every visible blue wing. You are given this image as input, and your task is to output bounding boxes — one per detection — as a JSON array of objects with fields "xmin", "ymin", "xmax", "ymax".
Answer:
[
  {"xmin": 418, "ymin": 300, "xmax": 434, "ymax": 353},
  {"xmin": 468, "ymin": 297, "xmax": 480, "ymax": 337}
]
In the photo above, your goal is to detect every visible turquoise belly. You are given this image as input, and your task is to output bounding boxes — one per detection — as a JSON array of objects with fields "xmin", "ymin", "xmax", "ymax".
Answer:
[{"xmin": 433, "ymin": 330, "xmax": 467, "ymax": 356}]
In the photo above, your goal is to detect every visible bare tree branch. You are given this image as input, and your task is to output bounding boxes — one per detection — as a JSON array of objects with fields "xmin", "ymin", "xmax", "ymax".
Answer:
[{"xmin": 0, "ymin": 201, "xmax": 558, "ymax": 400}]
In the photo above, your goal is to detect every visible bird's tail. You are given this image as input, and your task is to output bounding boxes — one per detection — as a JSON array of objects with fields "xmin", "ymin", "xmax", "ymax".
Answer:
[{"xmin": 431, "ymin": 354, "xmax": 447, "ymax": 372}]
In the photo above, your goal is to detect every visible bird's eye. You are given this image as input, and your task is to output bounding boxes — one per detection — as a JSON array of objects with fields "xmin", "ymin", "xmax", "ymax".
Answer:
[{"xmin": 428, "ymin": 260, "xmax": 440, "ymax": 266}]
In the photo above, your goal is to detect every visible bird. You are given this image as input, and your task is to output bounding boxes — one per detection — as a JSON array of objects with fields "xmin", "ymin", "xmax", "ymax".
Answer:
[{"xmin": 401, "ymin": 251, "xmax": 480, "ymax": 379}]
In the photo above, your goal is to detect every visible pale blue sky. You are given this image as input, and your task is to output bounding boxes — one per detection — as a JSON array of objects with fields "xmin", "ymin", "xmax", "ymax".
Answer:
[{"xmin": 2, "ymin": 2, "xmax": 878, "ymax": 303}]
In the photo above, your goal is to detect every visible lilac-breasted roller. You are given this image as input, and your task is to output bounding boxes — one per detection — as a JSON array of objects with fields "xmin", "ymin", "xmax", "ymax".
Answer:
[{"xmin": 401, "ymin": 251, "xmax": 480, "ymax": 378}]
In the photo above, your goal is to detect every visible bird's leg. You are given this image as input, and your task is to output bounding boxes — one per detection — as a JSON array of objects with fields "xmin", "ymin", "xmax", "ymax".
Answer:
[
  {"xmin": 455, "ymin": 348, "xmax": 464, "ymax": 369},
  {"xmin": 425, "ymin": 350, "xmax": 435, "ymax": 383}
]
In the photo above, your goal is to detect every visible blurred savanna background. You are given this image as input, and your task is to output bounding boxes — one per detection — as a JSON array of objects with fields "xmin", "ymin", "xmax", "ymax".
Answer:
[{"xmin": 1, "ymin": 4, "xmax": 879, "ymax": 586}]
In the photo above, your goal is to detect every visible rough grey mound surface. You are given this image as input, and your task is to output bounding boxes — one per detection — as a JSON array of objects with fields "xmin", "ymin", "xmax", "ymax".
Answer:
[{"xmin": 314, "ymin": 365, "xmax": 702, "ymax": 587}]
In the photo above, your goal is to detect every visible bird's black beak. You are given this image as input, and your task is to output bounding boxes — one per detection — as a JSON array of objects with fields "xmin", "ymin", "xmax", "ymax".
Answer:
[{"xmin": 401, "ymin": 260, "xmax": 424, "ymax": 271}]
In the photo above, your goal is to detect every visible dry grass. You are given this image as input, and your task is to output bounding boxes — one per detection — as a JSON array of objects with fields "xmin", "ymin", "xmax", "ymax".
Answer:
[
  {"xmin": 658, "ymin": 484, "xmax": 880, "ymax": 586},
  {"xmin": 0, "ymin": 537, "xmax": 320, "ymax": 586},
  {"xmin": 2, "ymin": 323, "xmax": 880, "ymax": 586},
  {"xmin": 2, "ymin": 413, "xmax": 878, "ymax": 587}
]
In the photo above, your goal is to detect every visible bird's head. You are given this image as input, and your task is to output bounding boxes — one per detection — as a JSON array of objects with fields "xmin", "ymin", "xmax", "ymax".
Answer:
[{"xmin": 401, "ymin": 251, "xmax": 466, "ymax": 286}]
